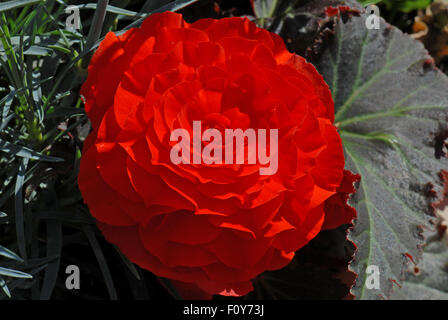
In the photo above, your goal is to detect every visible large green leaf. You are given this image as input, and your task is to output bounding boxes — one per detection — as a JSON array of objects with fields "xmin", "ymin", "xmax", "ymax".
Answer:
[{"xmin": 315, "ymin": 14, "xmax": 448, "ymax": 299}]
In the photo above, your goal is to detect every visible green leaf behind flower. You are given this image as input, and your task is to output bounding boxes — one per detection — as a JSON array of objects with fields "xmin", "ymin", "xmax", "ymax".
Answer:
[{"xmin": 315, "ymin": 14, "xmax": 448, "ymax": 299}]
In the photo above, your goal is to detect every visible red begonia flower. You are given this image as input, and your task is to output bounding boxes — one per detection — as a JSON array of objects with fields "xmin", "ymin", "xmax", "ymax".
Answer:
[{"xmin": 78, "ymin": 11, "xmax": 359, "ymax": 297}]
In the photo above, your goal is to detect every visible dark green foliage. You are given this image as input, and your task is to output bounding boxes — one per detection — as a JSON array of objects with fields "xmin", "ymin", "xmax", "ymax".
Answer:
[{"xmin": 0, "ymin": 0, "xmax": 198, "ymax": 300}]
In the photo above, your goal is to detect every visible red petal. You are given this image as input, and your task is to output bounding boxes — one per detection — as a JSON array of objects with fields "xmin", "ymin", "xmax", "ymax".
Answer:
[{"xmin": 323, "ymin": 170, "xmax": 361, "ymax": 230}]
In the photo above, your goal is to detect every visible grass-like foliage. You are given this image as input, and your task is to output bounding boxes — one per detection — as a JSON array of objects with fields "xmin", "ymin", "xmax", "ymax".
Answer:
[{"xmin": 0, "ymin": 0, "xmax": 199, "ymax": 300}]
